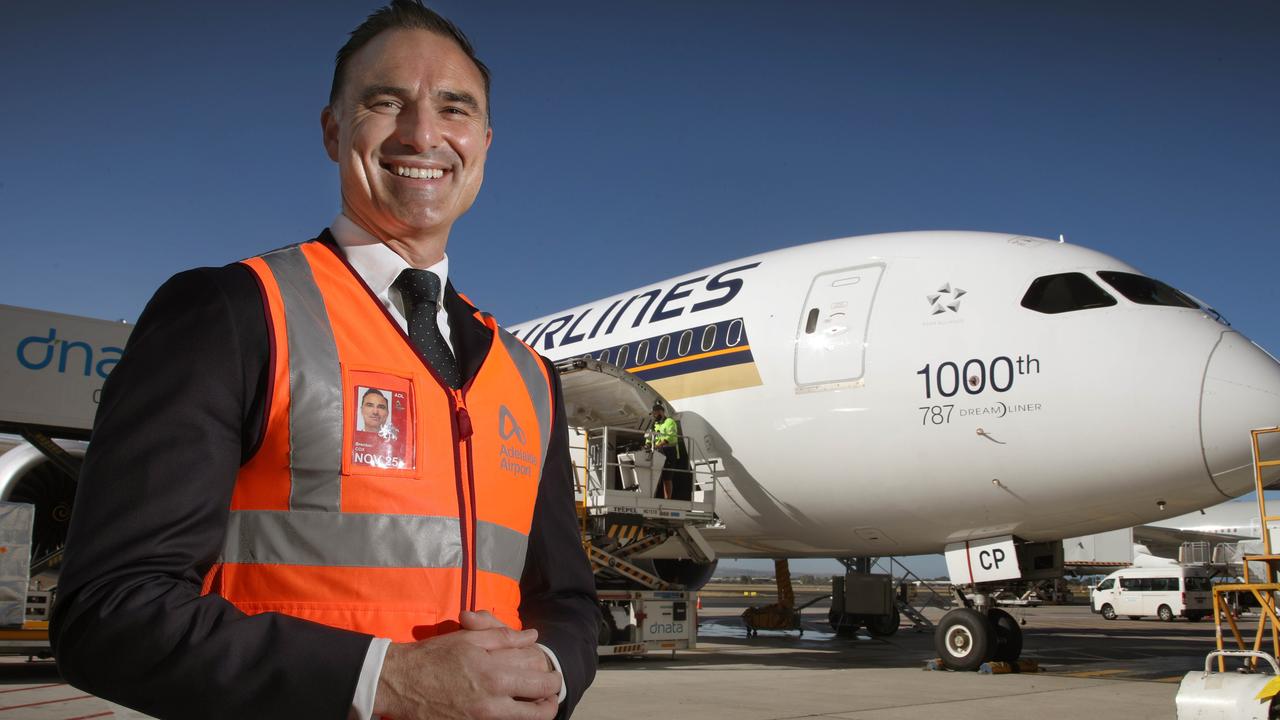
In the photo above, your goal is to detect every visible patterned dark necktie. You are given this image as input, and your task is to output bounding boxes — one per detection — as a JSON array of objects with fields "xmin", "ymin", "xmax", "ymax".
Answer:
[{"xmin": 392, "ymin": 269, "xmax": 461, "ymax": 389}]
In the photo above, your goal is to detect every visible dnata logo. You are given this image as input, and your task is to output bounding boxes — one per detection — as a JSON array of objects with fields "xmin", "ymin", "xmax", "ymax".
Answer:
[
  {"xmin": 17, "ymin": 328, "xmax": 123, "ymax": 380},
  {"xmin": 498, "ymin": 405, "xmax": 526, "ymax": 444}
]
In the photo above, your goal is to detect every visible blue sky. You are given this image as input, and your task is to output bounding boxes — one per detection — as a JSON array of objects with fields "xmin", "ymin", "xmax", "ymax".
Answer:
[{"xmin": 3, "ymin": 1, "xmax": 1277, "ymax": 578}]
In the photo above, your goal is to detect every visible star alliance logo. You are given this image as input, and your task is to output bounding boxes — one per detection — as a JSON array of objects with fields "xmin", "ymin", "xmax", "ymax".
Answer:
[{"xmin": 927, "ymin": 283, "xmax": 966, "ymax": 315}]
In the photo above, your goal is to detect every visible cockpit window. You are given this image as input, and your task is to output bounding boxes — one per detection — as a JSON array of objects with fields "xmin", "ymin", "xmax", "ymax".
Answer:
[
  {"xmin": 1097, "ymin": 271, "xmax": 1199, "ymax": 309},
  {"xmin": 1021, "ymin": 273, "xmax": 1117, "ymax": 314}
]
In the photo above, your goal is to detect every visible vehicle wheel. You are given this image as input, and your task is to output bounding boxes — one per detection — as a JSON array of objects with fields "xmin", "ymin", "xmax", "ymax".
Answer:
[
  {"xmin": 935, "ymin": 608, "xmax": 991, "ymax": 671},
  {"xmin": 988, "ymin": 608, "xmax": 1022, "ymax": 663},
  {"xmin": 828, "ymin": 608, "xmax": 857, "ymax": 638},
  {"xmin": 1100, "ymin": 604, "xmax": 1117, "ymax": 620},
  {"xmin": 597, "ymin": 613, "xmax": 612, "ymax": 646},
  {"xmin": 597, "ymin": 605, "xmax": 620, "ymax": 645},
  {"xmin": 866, "ymin": 606, "xmax": 901, "ymax": 637},
  {"xmin": 1158, "ymin": 605, "xmax": 1174, "ymax": 622}
]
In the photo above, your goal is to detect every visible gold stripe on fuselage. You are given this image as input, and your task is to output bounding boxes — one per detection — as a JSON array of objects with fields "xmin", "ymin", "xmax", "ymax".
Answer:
[{"xmin": 645, "ymin": 362, "xmax": 763, "ymax": 401}]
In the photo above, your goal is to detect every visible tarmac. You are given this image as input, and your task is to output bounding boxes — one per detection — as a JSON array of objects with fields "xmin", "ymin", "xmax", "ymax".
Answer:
[
  {"xmin": 577, "ymin": 596, "xmax": 1202, "ymax": 720},
  {"xmin": 0, "ymin": 590, "xmax": 1261, "ymax": 719}
]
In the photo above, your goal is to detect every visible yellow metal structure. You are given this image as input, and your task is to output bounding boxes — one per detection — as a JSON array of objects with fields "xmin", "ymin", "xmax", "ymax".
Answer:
[{"xmin": 1212, "ymin": 427, "xmax": 1280, "ymax": 671}]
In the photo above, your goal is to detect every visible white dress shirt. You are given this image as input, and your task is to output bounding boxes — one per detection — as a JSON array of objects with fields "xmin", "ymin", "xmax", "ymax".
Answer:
[
  {"xmin": 332, "ymin": 214, "xmax": 453, "ymax": 353},
  {"xmin": 329, "ymin": 215, "xmax": 565, "ymax": 719}
]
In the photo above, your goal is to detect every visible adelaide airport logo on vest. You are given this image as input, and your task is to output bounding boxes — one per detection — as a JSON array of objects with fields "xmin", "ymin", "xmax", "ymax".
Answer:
[{"xmin": 498, "ymin": 405, "xmax": 535, "ymax": 479}]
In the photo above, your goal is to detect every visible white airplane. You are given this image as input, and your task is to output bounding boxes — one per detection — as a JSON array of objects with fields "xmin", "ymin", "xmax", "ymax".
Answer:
[
  {"xmin": 3, "ymin": 232, "xmax": 1278, "ymax": 669},
  {"xmin": 1153, "ymin": 496, "xmax": 1277, "ymax": 539},
  {"xmin": 510, "ymin": 230, "xmax": 1280, "ymax": 668}
]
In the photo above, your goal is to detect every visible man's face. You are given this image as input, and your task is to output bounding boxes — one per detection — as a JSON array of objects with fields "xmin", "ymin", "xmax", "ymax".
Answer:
[
  {"xmin": 362, "ymin": 393, "xmax": 389, "ymax": 431},
  {"xmin": 323, "ymin": 29, "xmax": 491, "ymax": 243}
]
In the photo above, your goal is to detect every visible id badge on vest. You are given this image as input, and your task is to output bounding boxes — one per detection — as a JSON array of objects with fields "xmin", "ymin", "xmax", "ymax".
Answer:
[{"xmin": 343, "ymin": 368, "xmax": 417, "ymax": 473}]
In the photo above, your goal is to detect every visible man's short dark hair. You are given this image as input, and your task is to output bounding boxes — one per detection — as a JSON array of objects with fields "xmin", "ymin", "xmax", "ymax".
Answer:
[
  {"xmin": 363, "ymin": 388, "xmax": 388, "ymax": 404},
  {"xmin": 330, "ymin": 0, "xmax": 491, "ymax": 117}
]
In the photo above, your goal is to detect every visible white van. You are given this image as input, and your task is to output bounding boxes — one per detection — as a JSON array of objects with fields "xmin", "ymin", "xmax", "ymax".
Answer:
[{"xmin": 1090, "ymin": 566, "xmax": 1213, "ymax": 621}]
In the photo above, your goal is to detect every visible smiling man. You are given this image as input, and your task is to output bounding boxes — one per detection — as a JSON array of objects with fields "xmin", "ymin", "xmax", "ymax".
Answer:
[
  {"xmin": 51, "ymin": 3, "xmax": 599, "ymax": 719},
  {"xmin": 361, "ymin": 388, "xmax": 390, "ymax": 433}
]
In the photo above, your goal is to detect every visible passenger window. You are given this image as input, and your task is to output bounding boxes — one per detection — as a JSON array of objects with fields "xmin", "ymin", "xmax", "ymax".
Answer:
[
  {"xmin": 656, "ymin": 336, "xmax": 670, "ymax": 361},
  {"xmin": 1097, "ymin": 271, "xmax": 1199, "ymax": 309},
  {"xmin": 1097, "ymin": 578, "xmax": 1114, "ymax": 591},
  {"xmin": 701, "ymin": 325, "xmax": 716, "ymax": 352},
  {"xmin": 678, "ymin": 330, "xmax": 693, "ymax": 356},
  {"xmin": 1120, "ymin": 578, "xmax": 1138, "ymax": 590},
  {"xmin": 727, "ymin": 319, "xmax": 744, "ymax": 346},
  {"xmin": 635, "ymin": 340, "xmax": 649, "ymax": 365},
  {"xmin": 1021, "ymin": 273, "xmax": 1117, "ymax": 314},
  {"xmin": 1186, "ymin": 576, "xmax": 1210, "ymax": 591},
  {"xmin": 597, "ymin": 349, "xmax": 610, "ymax": 364},
  {"xmin": 616, "ymin": 345, "xmax": 629, "ymax": 368}
]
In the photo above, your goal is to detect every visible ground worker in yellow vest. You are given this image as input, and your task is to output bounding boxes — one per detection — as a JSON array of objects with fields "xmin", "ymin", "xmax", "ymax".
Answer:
[
  {"xmin": 51, "ymin": 3, "xmax": 599, "ymax": 719},
  {"xmin": 650, "ymin": 402, "xmax": 681, "ymax": 500}
]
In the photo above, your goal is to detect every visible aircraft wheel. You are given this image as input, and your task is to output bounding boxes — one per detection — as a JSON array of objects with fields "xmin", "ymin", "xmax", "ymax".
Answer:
[
  {"xmin": 935, "ymin": 608, "xmax": 991, "ymax": 671},
  {"xmin": 1158, "ymin": 605, "xmax": 1174, "ymax": 622},
  {"xmin": 988, "ymin": 608, "xmax": 1022, "ymax": 663},
  {"xmin": 866, "ymin": 606, "xmax": 900, "ymax": 637},
  {"xmin": 1100, "ymin": 604, "xmax": 1117, "ymax": 620}
]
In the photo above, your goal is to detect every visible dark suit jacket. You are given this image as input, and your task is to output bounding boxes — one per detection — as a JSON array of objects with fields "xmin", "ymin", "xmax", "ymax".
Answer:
[{"xmin": 50, "ymin": 233, "xmax": 599, "ymax": 719}]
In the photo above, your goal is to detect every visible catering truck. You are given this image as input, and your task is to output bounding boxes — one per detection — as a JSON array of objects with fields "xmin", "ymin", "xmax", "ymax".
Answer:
[{"xmin": 0, "ymin": 305, "xmax": 133, "ymax": 653}]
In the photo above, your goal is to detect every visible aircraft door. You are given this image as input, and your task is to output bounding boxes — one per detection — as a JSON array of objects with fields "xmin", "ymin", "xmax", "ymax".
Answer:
[{"xmin": 795, "ymin": 264, "xmax": 884, "ymax": 387}]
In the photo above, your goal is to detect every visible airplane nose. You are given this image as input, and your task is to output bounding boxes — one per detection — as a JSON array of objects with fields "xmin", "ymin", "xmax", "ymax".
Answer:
[{"xmin": 1200, "ymin": 331, "xmax": 1280, "ymax": 495}]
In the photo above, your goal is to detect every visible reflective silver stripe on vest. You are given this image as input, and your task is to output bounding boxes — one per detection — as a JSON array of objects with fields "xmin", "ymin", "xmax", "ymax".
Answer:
[
  {"xmin": 476, "ymin": 520, "xmax": 528, "ymax": 583},
  {"xmin": 497, "ymin": 329, "xmax": 553, "ymax": 481},
  {"xmin": 260, "ymin": 246, "xmax": 343, "ymax": 512},
  {"xmin": 224, "ymin": 510, "xmax": 527, "ymax": 582}
]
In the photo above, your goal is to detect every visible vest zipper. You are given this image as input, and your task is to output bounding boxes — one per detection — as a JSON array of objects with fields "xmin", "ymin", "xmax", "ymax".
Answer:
[{"xmin": 450, "ymin": 388, "xmax": 477, "ymax": 614}]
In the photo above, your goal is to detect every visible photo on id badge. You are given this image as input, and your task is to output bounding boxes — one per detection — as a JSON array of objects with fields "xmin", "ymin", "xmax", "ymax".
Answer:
[{"xmin": 351, "ymin": 379, "xmax": 413, "ymax": 470}]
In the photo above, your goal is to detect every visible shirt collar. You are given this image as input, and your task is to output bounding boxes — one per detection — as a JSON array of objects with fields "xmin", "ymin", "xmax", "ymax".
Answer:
[{"xmin": 330, "ymin": 214, "xmax": 449, "ymax": 306}]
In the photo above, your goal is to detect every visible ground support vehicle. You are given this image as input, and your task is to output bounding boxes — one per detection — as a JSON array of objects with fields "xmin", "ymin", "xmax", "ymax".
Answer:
[
  {"xmin": 1089, "ymin": 565, "xmax": 1213, "ymax": 622},
  {"xmin": 557, "ymin": 358, "xmax": 720, "ymax": 657},
  {"xmin": 597, "ymin": 590, "xmax": 696, "ymax": 656},
  {"xmin": 0, "ymin": 307, "xmax": 134, "ymax": 659},
  {"xmin": 0, "ymin": 502, "xmax": 54, "ymax": 658},
  {"xmin": 1176, "ymin": 428, "xmax": 1280, "ymax": 716}
]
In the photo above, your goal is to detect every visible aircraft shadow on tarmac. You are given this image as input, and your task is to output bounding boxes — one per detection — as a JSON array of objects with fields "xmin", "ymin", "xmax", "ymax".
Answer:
[{"xmin": 602, "ymin": 609, "xmax": 1240, "ymax": 679}]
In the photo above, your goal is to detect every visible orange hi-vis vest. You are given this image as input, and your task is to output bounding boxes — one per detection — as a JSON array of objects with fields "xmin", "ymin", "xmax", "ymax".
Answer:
[{"xmin": 201, "ymin": 240, "xmax": 554, "ymax": 642}]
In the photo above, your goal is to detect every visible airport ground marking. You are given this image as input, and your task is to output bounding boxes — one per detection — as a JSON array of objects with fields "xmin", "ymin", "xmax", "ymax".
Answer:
[
  {"xmin": 0, "ymin": 694, "xmax": 93, "ymax": 712},
  {"xmin": 0, "ymin": 683, "xmax": 64, "ymax": 695}
]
